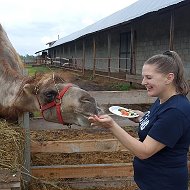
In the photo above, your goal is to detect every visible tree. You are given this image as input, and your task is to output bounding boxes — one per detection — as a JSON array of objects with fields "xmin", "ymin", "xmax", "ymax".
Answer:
[{"xmin": 20, "ymin": 54, "xmax": 36, "ymax": 64}]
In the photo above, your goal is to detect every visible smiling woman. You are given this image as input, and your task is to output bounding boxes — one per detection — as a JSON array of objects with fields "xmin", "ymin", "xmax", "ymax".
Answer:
[{"xmin": 89, "ymin": 50, "xmax": 190, "ymax": 190}]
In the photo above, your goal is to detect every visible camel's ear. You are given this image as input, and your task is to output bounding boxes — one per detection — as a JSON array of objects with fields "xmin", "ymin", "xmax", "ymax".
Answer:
[{"xmin": 23, "ymin": 84, "xmax": 36, "ymax": 95}]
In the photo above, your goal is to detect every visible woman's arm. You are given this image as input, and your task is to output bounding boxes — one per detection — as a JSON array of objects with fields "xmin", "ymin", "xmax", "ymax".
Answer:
[{"xmin": 89, "ymin": 115, "xmax": 165, "ymax": 159}]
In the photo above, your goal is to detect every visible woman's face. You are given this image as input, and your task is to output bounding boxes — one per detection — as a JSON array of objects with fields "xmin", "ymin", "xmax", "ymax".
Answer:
[{"xmin": 141, "ymin": 64, "xmax": 169, "ymax": 97}]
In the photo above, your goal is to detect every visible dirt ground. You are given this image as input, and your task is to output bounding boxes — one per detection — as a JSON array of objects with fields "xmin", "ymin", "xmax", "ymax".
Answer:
[
  {"xmin": 60, "ymin": 69, "xmax": 144, "ymax": 91},
  {"xmin": 28, "ymin": 181, "xmax": 138, "ymax": 190},
  {"xmin": 30, "ymin": 127, "xmax": 138, "ymax": 141}
]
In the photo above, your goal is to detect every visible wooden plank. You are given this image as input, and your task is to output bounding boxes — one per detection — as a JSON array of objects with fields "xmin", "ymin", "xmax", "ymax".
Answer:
[
  {"xmin": 93, "ymin": 37, "xmax": 96, "ymax": 78},
  {"xmin": 31, "ymin": 139, "xmax": 127, "ymax": 153},
  {"xmin": 29, "ymin": 115, "xmax": 138, "ymax": 130},
  {"xmin": 0, "ymin": 170, "xmax": 20, "ymax": 183},
  {"xmin": 169, "ymin": 9, "xmax": 174, "ymax": 50},
  {"xmin": 125, "ymin": 74, "xmax": 142, "ymax": 84},
  {"xmin": 89, "ymin": 90, "xmax": 156, "ymax": 105},
  {"xmin": 82, "ymin": 39, "xmax": 85, "ymax": 75},
  {"xmin": 130, "ymin": 24, "xmax": 136, "ymax": 75},
  {"xmin": 0, "ymin": 170, "xmax": 21, "ymax": 189},
  {"xmin": 107, "ymin": 33, "xmax": 111, "ymax": 77},
  {"xmin": 55, "ymin": 177, "xmax": 135, "ymax": 189},
  {"xmin": 0, "ymin": 182, "xmax": 21, "ymax": 189},
  {"xmin": 31, "ymin": 161, "xmax": 190, "ymax": 180},
  {"xmin": 31, "ymin": 163, "xmax": 133, "ymax": 179},
  {"xmin": 90, "ymin": 90, "xmax": 190, "ymax": 104}
]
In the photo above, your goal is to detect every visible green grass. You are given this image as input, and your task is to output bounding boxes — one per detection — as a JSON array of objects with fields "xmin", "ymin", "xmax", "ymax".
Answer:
[
  {"xmin": 110, "ymin": 83, "xmax": 132, "ymax": 91},
  {"xmin": 33, "ymin": 111, "xmax": 41, "ymax": 117},
  {"xmin": 25, "ymin": 65, "xmax": 57, "ymax": 76}
]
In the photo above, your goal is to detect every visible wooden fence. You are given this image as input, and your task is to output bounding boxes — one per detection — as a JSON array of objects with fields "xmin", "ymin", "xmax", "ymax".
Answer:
[
  {"xmin": 34, "ymin": 57, "xmax": 143, "ymax": 84},
  {"xmin": 28, "ymin": 90, "xmax": 145, "ymax": 189},
  {"xmin": 29, "ymin": 90, "xmax": 190, "ymax": 189},
  {"xmin": 2, "ymin": 90, "xmax": 190, "ymax": 189}
]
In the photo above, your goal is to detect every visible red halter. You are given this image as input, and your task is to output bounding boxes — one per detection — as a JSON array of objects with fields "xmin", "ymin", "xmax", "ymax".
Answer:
[{"xmin": 36, "ymin": 84, "xmax": 72, "ymax": 124}]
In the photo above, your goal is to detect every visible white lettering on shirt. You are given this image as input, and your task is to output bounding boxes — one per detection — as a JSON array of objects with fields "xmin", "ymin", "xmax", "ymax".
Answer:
[{"xmin": 140, "ymin": 111, "xmax": 150, "ymax": 130}]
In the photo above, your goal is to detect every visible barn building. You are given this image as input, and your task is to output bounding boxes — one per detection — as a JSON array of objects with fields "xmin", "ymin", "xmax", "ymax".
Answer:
[{"xmin": 36, "ymin": 0, "xmax": 190, "ymax": 84}]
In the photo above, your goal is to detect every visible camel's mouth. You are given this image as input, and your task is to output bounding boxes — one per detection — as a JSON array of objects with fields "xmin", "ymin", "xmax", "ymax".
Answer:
[
  {"xmin": 74, "ymin": 106, "xmax": 103, "ymax": 118},
  {"xmin": 74, "ymin": 109, "xmax": 95, "ymax": 119}
]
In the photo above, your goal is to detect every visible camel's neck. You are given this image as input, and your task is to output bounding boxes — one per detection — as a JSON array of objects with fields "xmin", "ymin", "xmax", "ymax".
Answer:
[
  {"xmin": 0, "ymin": 24, "xmax": 38, "ymax": 121},
  {"xmin": 0, "ymin": 24, "xmax": 25, "ymax": 107},
  {"xmin": 0, "ymin": 75, "xmax": 24, "ymax": 107},
  {"xmin": 0, "ymin": 24, "xmax": 24, "ymax": 74}
]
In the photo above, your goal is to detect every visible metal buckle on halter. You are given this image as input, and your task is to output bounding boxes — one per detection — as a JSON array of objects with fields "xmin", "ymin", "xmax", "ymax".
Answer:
[
  {"xmin": 34, "ymin": 85, "xmax": 40, "ymax": 95},
  {"xmin": 55, "ymin": 97, "xmax": 62, "ymax": 105}
]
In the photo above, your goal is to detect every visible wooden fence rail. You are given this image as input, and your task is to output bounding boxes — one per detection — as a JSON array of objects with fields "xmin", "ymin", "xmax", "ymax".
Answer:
[
  {"xmin": 31, "ymin": 163, "xmax": 134, "ymax": 179},
  {"xmin": 31, "ymin": 139, "xmax": 127, "ymax": 153}
]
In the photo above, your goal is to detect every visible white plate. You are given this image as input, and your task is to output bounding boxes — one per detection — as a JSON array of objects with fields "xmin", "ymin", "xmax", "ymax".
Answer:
[{"xmin": 109, "ymin": 106, "xmax": 139, "ymax": 118}]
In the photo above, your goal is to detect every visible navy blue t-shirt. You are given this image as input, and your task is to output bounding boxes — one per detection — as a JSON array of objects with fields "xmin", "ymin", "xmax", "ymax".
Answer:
[{"xmin": 133, "ymin": 94, "xmax": 190, "ymax": 190}]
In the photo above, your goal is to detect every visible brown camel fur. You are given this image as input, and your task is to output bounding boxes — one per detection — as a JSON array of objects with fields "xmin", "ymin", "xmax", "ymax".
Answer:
[{"xmin": 0, "ymin": 24, "xmax": 99, "ymax": 127}]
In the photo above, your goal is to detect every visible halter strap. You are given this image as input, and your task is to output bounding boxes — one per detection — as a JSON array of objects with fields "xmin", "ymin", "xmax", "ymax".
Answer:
[{"xmin": 37, "ymin": 83, "xmax": 72, "ymax": 124}]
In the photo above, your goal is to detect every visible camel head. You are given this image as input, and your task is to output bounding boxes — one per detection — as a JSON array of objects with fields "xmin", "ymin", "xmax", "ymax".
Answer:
[
  {"xmin": 0, "ymin": 24, "xmax": 99, "ymax": 126},
  {"xmin": 15, "ymin": 72, "xmax": 100, "ymax": 127}
]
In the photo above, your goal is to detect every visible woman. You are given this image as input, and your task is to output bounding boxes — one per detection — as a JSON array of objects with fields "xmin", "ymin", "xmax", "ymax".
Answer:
[{"xmin": 89, "ymin": 51, "xmax": 190, "ymax": 190}]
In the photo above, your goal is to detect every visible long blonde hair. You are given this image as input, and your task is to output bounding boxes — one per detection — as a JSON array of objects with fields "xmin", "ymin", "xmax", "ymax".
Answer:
[{"xmin": 144, "ymin": 50, "xmax": 189, "ymax": 95}]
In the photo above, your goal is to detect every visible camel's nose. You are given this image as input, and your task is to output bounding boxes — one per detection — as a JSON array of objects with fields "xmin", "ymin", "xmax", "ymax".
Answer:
[
  {"xmin": 79, "ymin": 95, "xmax": 95, "ymax": 104},
  {"xmin": 97, "ymin": 106, "xmax": 104, "ymax": 115},
  {"xmin": 79, "ymin": 94, "xmax": 98, "ymax": 115}
]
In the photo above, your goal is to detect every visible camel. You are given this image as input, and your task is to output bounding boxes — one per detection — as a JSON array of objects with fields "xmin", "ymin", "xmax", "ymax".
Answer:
[{"xmin": 0, "ymin": 24, "xmax": 99, "ymax": 127}]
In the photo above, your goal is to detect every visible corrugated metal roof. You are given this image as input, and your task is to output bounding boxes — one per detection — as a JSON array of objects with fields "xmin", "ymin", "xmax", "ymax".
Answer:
[{"xmin": 49, "ymin": 0, "xmax": 186, "ymax": 48}]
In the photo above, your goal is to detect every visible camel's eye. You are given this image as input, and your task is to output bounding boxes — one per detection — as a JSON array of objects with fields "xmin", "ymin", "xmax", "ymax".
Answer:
[{"xmin": 44, "ymin": 90, "xmax": 58, "ymax": 102}]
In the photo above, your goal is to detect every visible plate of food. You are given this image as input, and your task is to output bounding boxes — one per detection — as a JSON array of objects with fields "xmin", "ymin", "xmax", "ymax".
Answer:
[{"xmin": 109, "ymin": 106, "xmax": 139, "ymax": 118}]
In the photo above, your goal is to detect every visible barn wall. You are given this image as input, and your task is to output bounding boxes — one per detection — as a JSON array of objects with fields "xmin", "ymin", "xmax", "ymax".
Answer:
[
  {"xmin": 48, "ymin": 3, "xmax": 190, "ymax": 81},
  {"xmin": 75, "ymin": 39, "xmax": 83, "ymax": 58},
  {"xmin": 173, "ymin": 4, "xmax": 190, "ymax": 80},
  {"xmin": 133, "ymin": 3, "xmax": 190, "ymax": 80},
  {"xmin": 84, "ymin": 36, "xmax": 94, "ymax": 70},
  {"xmin": 95, "ymin": 32, "xmax": 109, "ymax": 72},
  {"xmin": 109, "ymin": 30, "xmax": 122, "ymax": 72},
  {"xmin": 134, "ymin": 11, "xmax": 171, "ymax": 75},
  {"xmin": 93, "ymin": 31, "xmax": 121, "ymax": 72}
]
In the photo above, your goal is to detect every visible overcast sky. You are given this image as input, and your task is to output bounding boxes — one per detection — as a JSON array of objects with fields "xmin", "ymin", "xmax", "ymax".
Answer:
[{"xmin": 1, "ymin": 0, "xmax": 137, "ymax": 56}]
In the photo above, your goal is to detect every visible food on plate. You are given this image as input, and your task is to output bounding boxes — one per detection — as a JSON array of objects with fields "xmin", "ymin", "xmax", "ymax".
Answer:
[
  {"xmin": 118, "ymin": 108, "xmax": 138, "ymax": 117},
  {"xmin": 109, "ymin": 106, "xmax": 139, "ymax": 118},
  {"xmin": 119, "ymin": 109, "xmax": 129, "ymax": 116}
]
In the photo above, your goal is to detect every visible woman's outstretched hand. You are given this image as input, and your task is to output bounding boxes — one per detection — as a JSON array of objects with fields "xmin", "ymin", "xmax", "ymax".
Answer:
[
  {"xmin": 88, "ymin": 110, "xmax": 145, "ymax": 129},
  {"xmin": 88, "ymin": 114, "xmax": 116, "ymax": 129}
]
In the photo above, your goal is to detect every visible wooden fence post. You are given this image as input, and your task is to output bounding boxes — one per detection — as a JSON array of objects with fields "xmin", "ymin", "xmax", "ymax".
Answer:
[
  {"xmin": 20, "ymin": 69, "xmax": 31, "ymax": 188},
  {"xmin": 93, "ymin": 37, "xmax": 96, "ymax": 78},
  {"xmin": 82, "ymin": 39, "xmax": 86, "ymax": 75},
  {"xmin": 107, "ymin": 33, "xmax": 111, "ymax": 78},
  {"xmin": 169, "ymin": 9, "xmax": 174, "ymax": 51},
  {"xmin": 19, "ymin": 112, "xmax": 31, "ymax": 183}
]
